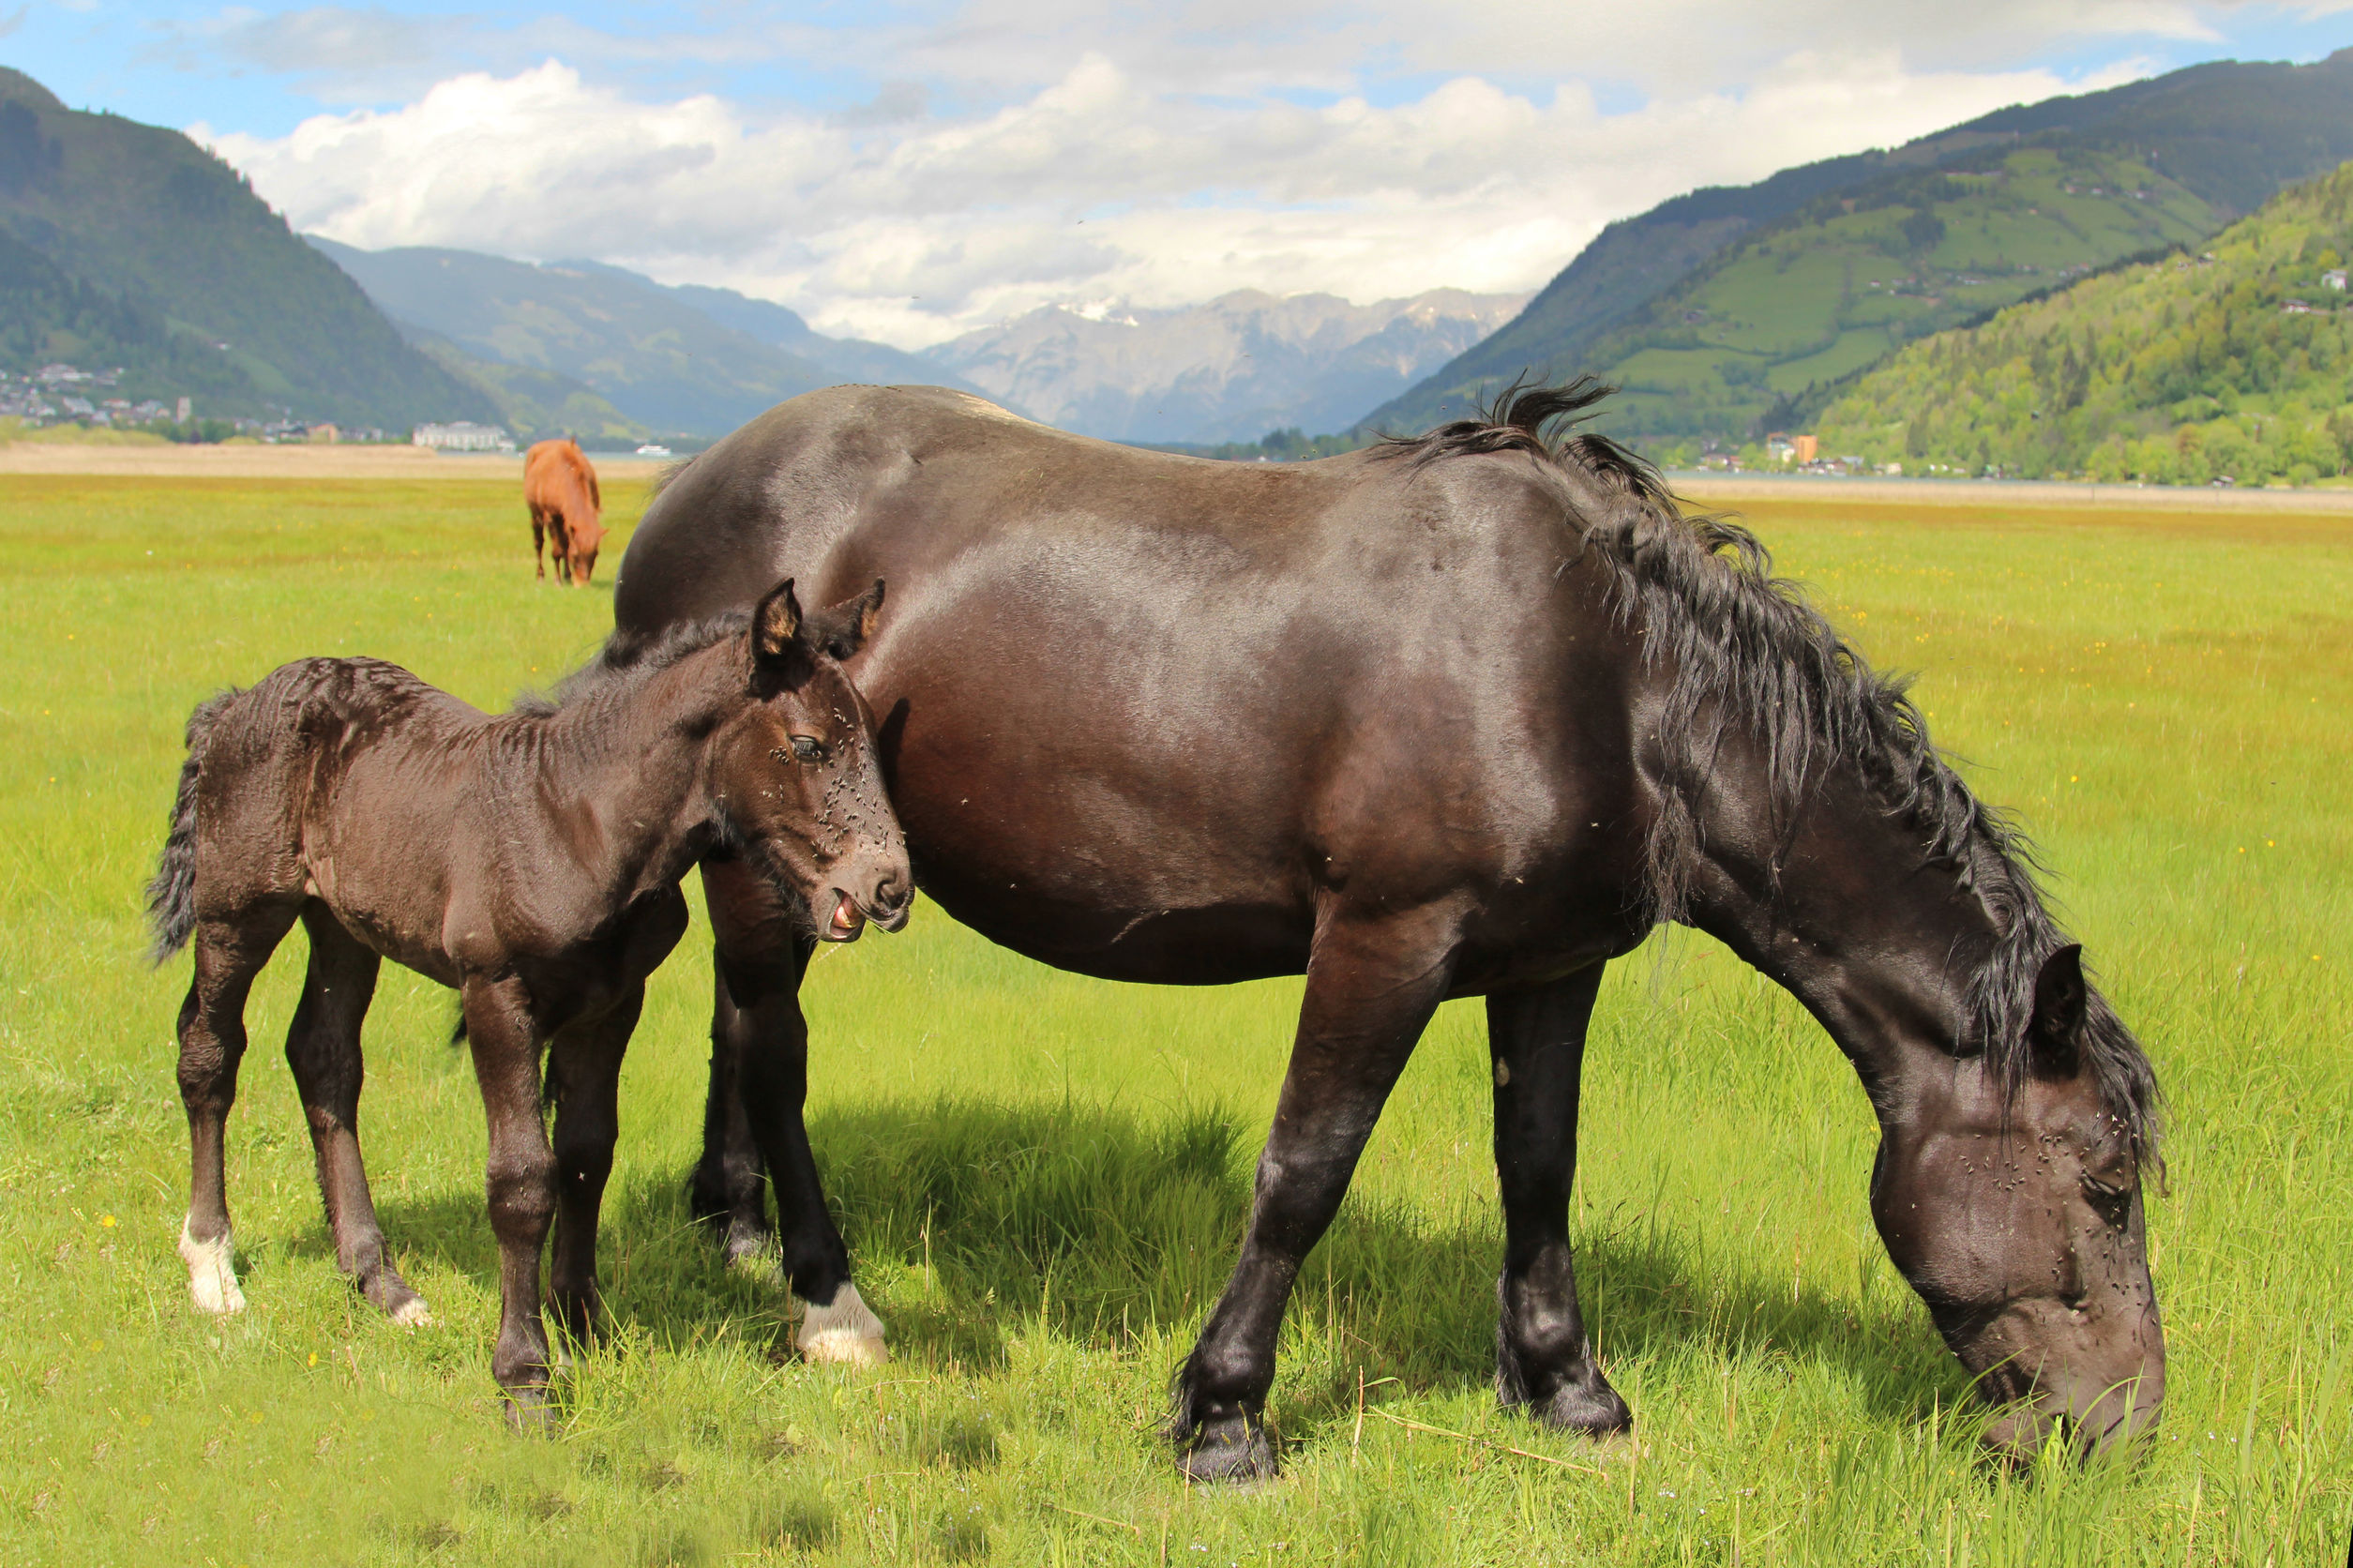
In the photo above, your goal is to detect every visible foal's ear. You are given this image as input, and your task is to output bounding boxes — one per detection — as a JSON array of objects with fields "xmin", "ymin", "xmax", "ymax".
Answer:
[
  {"xmin": 2027, "ymin": 944, "xmax": 2088, "ymax": 1077},
  {"xmin": 820, "ymin": 579, "xmax": 885, "ymax": 658},
  {"xmin": 751, "ymin": 578, "xmax": 811, "ymax": 686}
]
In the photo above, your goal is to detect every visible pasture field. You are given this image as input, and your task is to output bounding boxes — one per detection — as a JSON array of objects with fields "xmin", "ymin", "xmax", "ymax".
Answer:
[{"xmin": 0, "ymin": 475, "xmax": 2346, "ymax": 1566}]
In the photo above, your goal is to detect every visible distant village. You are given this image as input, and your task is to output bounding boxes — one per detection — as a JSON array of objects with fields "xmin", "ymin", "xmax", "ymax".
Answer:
[{"xmin": 0, "ymin": 362, "xmax": 521, "ymax": 451}]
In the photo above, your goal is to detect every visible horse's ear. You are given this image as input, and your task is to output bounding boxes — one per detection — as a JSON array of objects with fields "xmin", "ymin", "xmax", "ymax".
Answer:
[
  {"xmin": 751, "ymin": 579, "xmax": 812, "ymax": 686},
  {"xmin": 2027, "ymin": 944, "xmax": 2088, "ymax": 1078},
  {"xmin": 822, "ymin": 579, "xmax": 885, "ymax": 658}
]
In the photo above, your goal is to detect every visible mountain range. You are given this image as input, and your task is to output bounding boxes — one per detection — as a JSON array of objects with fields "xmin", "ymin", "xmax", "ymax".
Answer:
[
  {"xmin": 919, "ymin": 290, "xmax": 1527, "ymax": 445},
  {"xmin": 0, "ymin": 66, "xmax": 490, "ymax": 429},
  {"xmin": 1815, "ymin": 158, "xmax": 2353, "ymax": 485},
  {"xmin": 1368, "ymin": 50, "xmax": 2353, "ymax": 447},
  {"xmin": 307, "ymin": 240, "xmax": 976, "ymax": 445}
]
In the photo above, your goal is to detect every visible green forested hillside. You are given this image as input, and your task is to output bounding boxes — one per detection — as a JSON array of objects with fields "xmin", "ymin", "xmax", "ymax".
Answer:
[
  {"xmin": 1367, "ymin": 51, "xmax": 2353, "ymax": 445},
  {"xmin": 0, "ymin": 67, "xmax": 491, "ymax": 429},
  {"xmin": 1596, "ymin": 146, "xmax": 2217, "ymax": 447},
  {"xmin": 1817, "ymin": 162, "xmax": 2353, "ymax": 485}
]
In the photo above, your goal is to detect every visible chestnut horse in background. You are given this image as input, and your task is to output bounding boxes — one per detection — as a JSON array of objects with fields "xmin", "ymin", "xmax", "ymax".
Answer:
[{"xmin": 526, "ymin": 438, "xmax": 606, "ymax": 585}]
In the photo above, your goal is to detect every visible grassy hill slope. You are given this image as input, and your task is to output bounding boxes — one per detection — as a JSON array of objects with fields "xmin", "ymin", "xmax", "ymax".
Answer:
[
  {"xmin": 1817, "ymin": 160, "xmax": 2353, "ymax": 485},
  {"xmin": 1366, "ymin": 51, "xmax": 2353, "ymax": 444},
  {"xmin": 0, "ymin": 67, "xmax": 492, "ymax": 429}
]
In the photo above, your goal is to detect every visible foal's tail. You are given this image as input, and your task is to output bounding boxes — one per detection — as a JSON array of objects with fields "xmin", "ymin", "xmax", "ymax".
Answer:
[{"xmin": 146, "ymin": 690, "xmax": 240, "ymax": 964}]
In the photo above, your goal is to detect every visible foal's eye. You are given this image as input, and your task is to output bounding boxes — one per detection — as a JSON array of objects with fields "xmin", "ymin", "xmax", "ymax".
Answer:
[{"xmin": 789, "ymin": 736, "xmax": 827, "ymax": 764}]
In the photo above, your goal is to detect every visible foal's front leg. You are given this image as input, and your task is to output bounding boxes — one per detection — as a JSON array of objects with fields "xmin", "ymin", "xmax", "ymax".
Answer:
[
  {"xmin": 546, "ymin": 983, "xmax": 640, "ymax": 1347},
  {"xmin": 699, "ymin": 858, "xmax": 882, "ymax": 1364},
  {"xmin": 1487, "ymin": 968, "xmax": 1631, "ymax": 1435},
  {"xmin": 460, "ymin": 976, "xmax": 559, "ymax": 1419}
]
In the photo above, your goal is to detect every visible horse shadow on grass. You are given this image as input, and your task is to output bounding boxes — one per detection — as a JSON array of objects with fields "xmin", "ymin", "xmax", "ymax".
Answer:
[{"xmin": 369, "ymin": 1095, "xmax": 1965, "ymax": 1433}]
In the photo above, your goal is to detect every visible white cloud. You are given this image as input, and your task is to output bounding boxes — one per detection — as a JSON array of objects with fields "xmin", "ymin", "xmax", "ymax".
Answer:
[{"xmin": 202, "ymin": 17, "xmax": 2164, "ymax": 348}]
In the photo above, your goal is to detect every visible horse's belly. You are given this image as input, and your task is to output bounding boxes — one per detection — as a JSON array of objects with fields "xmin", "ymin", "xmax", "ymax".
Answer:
[{"xmin": 919, "ymin": 873, "xmax": 1312, "ymax": 985}]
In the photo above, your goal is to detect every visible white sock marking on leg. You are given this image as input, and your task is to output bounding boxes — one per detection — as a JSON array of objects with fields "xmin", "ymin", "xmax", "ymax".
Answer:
[
  {"xmin": 179, "ymin": 1217, "xmax": 246, "ymax": 1315},
  {"xmin": 797, "ymin": 1283, "xmax": 886, "ymax": 1366}
]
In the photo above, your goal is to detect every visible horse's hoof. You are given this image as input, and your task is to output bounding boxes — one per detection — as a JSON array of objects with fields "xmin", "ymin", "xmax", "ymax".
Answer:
[
  {"xmin": 503, "ymin": 1384, "xmax": 555, "ymax": 1433},
  {"xmin": 389, "ymin": 1298, "xmax": 435, "ymax": 1329},
  {"xmin": 1531, "ymin": 1378, "xmax": 1633, "ymax": 1439},
  {"xmin": 179, "ymin": 1219, "xmax": 246, "ymax": 1316},
  {"xmin": 1178, "ymin": 1416, "xmax": 1278, "ymax": 1485},
  {"xmin": 796, "ymin": 1283, "xmax": 887, "ymax": 1366}
]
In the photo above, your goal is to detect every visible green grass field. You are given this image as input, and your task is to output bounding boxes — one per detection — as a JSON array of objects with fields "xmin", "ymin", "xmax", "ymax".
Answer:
[{"xmin": 1, "ymin": 475, "xmax": 2346, "ymax": 1566}]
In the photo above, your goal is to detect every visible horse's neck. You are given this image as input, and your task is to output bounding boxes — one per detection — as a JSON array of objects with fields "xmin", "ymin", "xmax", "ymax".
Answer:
[
  {"xmin": 1679, "ymin": 754, "xmax": 1994, "ymax": 1103},
  {"xmin": 512, "ymin": 657, "xmax": 728, "ymax": 889}
]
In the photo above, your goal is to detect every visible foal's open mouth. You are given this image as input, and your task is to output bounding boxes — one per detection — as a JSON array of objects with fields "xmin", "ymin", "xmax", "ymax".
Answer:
[{"xmin": 825, "ymin": 893, "xmax": 867, "ymax": 942}]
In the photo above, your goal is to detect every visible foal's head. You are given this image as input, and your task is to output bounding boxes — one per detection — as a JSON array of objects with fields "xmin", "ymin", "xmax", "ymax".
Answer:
[{"xmin": 714, "ymin": 578, "xmax": 912, "ymax": 942}]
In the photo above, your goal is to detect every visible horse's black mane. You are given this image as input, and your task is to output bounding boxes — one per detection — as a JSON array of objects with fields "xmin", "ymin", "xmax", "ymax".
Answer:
[
  {"xmin": 1385, "ymin": 378, "xmax": 2159, "ymax": 1154},
  {"xmin": 513, "ymin": 610, "xmax": 753, "ymax": 716}
]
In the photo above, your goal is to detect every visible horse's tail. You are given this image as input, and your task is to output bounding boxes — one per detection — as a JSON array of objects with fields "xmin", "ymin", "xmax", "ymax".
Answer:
[{"xmin": 146, "ymin": 689, "xmax": 240, "ymax": 964}]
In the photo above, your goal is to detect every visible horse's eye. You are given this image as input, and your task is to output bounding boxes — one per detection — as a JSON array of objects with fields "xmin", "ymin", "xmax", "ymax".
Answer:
[{"xmin": 790, "ymin": 736, "xmax": 827, "ymax": 764}]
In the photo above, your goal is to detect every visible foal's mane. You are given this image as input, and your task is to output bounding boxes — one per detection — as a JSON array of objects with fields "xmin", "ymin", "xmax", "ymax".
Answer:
[
  {"xmin": 514, "ymin": 611, "xmax": 752, "ymax": 716},
  {"xmin": 1382, "ymin": 379, "xmax": 2159, "ymax": 1153}
]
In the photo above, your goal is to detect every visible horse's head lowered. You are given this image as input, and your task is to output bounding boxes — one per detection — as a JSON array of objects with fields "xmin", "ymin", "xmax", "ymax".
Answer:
[
  {"xmin": 714, "ymin": 577, "xmax": 911, "ymax": 942},
  {"xmin": 1871, "ymin": 945, "xmax": 2162, "ymax": 1462},
  {"xmin": 563, "ymin": 515, "xmax": 606, "ymax": 587}
]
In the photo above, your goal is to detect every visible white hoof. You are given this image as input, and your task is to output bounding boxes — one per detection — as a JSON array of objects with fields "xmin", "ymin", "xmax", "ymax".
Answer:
[
  {"xmin": 390, "ymin": 1298, "xmax": 434, "ymax": 1329},
  {"xmin": 796, "ymin": 1283, "xmax": 886, "ymax": 1366},
  {"xmin": 179, "ymin": 1218, "xmax": 246, "ymax": 1316}
]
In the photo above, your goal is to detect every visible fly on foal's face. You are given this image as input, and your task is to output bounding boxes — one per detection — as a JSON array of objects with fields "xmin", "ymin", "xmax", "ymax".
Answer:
[
  {"xmin": 715, "ymin": 578, "xmax": 911, "ymax": 943},
  {"xmin": 1872, "ymin": 947, "xmax": 2163, "ymax": 1462}
]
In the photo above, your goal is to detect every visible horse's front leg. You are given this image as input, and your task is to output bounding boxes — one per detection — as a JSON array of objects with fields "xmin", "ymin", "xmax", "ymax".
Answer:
[
  {"xmin": 460, "ymin": 975, "xmax": 559, "ymax": 1421},
  {"xmin": 546, "ymin": 982, "xmax": 639, "ymax": 1348},
  {"xmin": 1172, "ymin": 900, "xmax": 1458, "ymax": 1482},
  {"xmin": 1487, "ymin": 967, "xmax": 1631, "ymax": 1435},
  {"xmin": 531, "ymin": 507, "xmax": 547, "ymax": 581},
  {"xmin": 699, "ymin": 857, "xmax": 880, "ymax": 1364}
]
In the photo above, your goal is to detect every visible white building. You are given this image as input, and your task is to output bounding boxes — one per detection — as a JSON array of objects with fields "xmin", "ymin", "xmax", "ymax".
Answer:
[{"xmin": 412, "ymin": 421, "xmax": 515, "ymax": 453}]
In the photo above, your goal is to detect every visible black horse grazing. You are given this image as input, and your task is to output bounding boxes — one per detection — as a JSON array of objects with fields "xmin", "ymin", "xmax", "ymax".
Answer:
[
  {"xmin": 147, "ymin": 578, "xmax": 912, "ymax": 1413},
  {"xmin": 607, "ymin": 382, "xmax": 2164, "ymax": 1478}
]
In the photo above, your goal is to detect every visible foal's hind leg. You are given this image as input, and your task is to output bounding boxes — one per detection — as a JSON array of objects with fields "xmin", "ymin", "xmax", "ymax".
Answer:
[
  {"xmin": 1486, "ymin": 968, "xmax": 1632, "ymax": 1437},
  {"xmin": 283, "ymin": 905, "xmax": 430, "ymax": 1326},
  {"xmin": 176, "ymin": 902, "xmax": 300, "ymax": 1314},
  {"xmin": 545, "ymin": 984, "xmax": 640, "ymax": 1348}
]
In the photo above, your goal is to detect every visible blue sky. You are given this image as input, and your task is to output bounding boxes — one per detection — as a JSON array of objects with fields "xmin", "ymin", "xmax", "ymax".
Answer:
[{"xmin": 7, "ymin": 2, "xmax": 2351, "ymax": 344}]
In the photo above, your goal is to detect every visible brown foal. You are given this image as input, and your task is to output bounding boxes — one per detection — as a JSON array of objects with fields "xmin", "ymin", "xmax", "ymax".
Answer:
[{"xmin": 148, "ymin": 578, "xmax": 909, "ymax": 1415}]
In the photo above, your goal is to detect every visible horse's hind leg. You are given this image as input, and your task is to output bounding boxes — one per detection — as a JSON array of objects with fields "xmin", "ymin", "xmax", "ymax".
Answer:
[
  {"xmin": 1486, "ymin": 968, "xmax": 1631, "ymax": 1436},
  {"xmin": 546, "ymin": 983, "xmax": 639, "ymax": 1348},
  {"xmin": 283, "ymin": 904, "xmax": 430, "ymax": 1326},
  {"xmin": 176, "ymin": 902, "xmax": 300, "ymax": 1314}
]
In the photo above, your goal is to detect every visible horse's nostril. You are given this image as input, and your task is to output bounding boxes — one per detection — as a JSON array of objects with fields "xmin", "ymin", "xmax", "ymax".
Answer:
[{"xmin": 874, "ymin": 875, "xmax": 909, "ymax": 913}]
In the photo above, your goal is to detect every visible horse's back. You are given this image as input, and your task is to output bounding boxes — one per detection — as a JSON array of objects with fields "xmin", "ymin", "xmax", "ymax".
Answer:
[{"xmin": 615, "ymin": 384, "xmax": 1528, "ymax": 633}]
